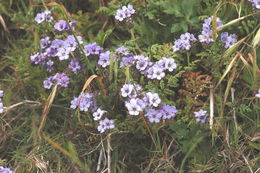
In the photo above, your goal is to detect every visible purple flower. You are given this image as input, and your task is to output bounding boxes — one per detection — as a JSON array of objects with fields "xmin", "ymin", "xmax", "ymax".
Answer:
[
  {"xmin": 45, "ymin": 39, "xmax": 64, "ymax": 57},
  {"xmin": 220, "ymin": 32, "xmax": 237, "ymax": 48},
  {"xmin": 115, "ymin": 4, "xmax": 135, "ymax": 22},
  {"xmin": 79, "ymin": 93, "xmax": 97, "ymax": 112},
  {"xmin": 44, "ymin": 10, "xmax": 53, "ymax": 22},
  {"xmin": 35, "ymin": 13, "xmax": 45, "ymax": 24},
  {"xmin": 51, "ymin": 39, "xmax": 64, "ymax": 49},
  {"xmin": 43, "ymin": 76, "xmax": 54, "ymax": 89},
  {"xmin": 146, "ymin": 65, "xmax": 165, "ymax": 80},
  {"xmin": 161, "ymin": 104, "xmax": 178, "ymax": 119},
  {"xmin": 70, "ymin": 97, "xmax": 80, "ymax": 109},
  {"xmin": 145, "ymin": 92, "xmax": 161, "ymax": 107},
  {"xmin": 120, "ymin": 56, "xmax": 135, "ymax": 68},
  {"xmin": 98, "ymin": 51, "xmax": 111, "ymax": 68},
  {"xmin": 152, "ymin": 66, "xmax": 165, "ymax": 80},
  {"xmin": 46, "ymin": 60, "xmax": 54, "ymax": 72},
  {"xmin": 30, "ymin": 53, "xmax": 47, "ymax": 65},
  {"xmin": 68, "ymin": 58, "xmax": 82, "ymax": 73},
  {"xmin": 35, "ymin": 10, "xmax": 53, "ymax": 24},
  {"xmin": 172, "ymin": 32, "xmax": 197, "ymax": 52},
  {"xmin": 0, "ymin": 167, "xmax": 13, "ymax": 173},
  {"xmin": 121, "ymin": 84, "xmax": 134, "ymax": 97},
  {"xmin": 64, "ymin": 35, "xmax": 77, "ymax": 52},
  {"xmin": 136, "ymin": 97, "xmax": 148, "ymax": 109},
  {"xmin": 97, "ymin": 118, "xmax": 115, "ymax": 133},
  {"xmin": 198, "ymin": 16, "xmax": 223, "ymax": 44},
  {"xmin": 115, "ymin": 9, "xmax": 126, "ymax": 22},
  {"xmin": 135, "ymin": 55, "xmax": 150, "ymax": 71},
  {"xmin": 144, "ymin": 108, "xmax": 162, "ymax": 123},
  {"xmin": 125, "ymin": 98, "xmax": 143, "ymax": 115},
  {"xmin": 53, "ymin": 73, "xmax": 70, "ymax": 88},
  {"xmin": 84, "ymin": 43, "xmax": 103, "ymax": 56},
  {"xmin": 116, "ymin": 46, "xmax": 130, "ymax": 56},
  {"xmin": 198, "ymin": 30, "xmax": 214, "ymax": 43},
  {"xmin": 194, "ymin": 109, "xmax": 208, "ymax": 123},
  {"xmin": 0, "ymin": 102, "xmax": 3, "ymax": 114},
  {"xmin": 54, "ymin": 20, "xmax": 70, "ymax": 31},
  {"xmin": 44, "ymin": 73, "xmax": 70, "ymax": 89},
  {"xmin": 56, "ymin": 47, "xmax": 70, "ymax": 60},
  {"xmin": 93, "ymin": 108, "xmax": 107, "ymax": 121},
  {"xmin": 157, "ymin": 57, "xmax": 177, "ymax": 72},
  {"xmin": 40, "ymin": 36, "xmax": 51, "ymax": 50},
  {"xmin": 249, "ymin": 0, "xmax": 260, "ymax": 9},
  {"xmin": 121, "ymin": 83, "xmax": 142, "ymax": 98},
  {"xmin": 69, "ymin": 20, "xmax": 77, "ymax": 30},
  {"xmin": 125, "ymin": 4, "xmax": 135, "ymax": 17},
  {"xmin": 71, "ymin": 92, "xmax": 97, "ymax": 112},
  {"xmin": 0, "ymin": 90, "xmax": 3, "ymax": 98}
]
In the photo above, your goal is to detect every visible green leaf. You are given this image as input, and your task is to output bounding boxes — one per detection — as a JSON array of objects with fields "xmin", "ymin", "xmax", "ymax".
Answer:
[{"xmin": 171, "ymin": 24, "xmax": 182, "ymax": 33}]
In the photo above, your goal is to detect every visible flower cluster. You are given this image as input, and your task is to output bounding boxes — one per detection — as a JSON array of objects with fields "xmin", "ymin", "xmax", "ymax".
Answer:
[
  {"xmin": 248, "ymin": 0, "xmax": 260, "ymax": 9},
  {"xmin": 197, "ymin": 16, "xmax": 237, "ymax": 48},
  {"xmin": 84, "ymin": 42, "xmax": 104, "ymax": 56},
  {"xmin": 54, "ymin": 20, "xmax": 76, "ymax": 31},
  {"xmin": 121, "ymin": 83, "xmax": 177, "ymax": 123},
  {"xmin": 198, "ymin": 16, "xmax": 223, "ymax": 44},
  {"xmin": 31, "ymin": 31, "xmax": 85, "ymax": 88},
  {"xmin": 70, "ymin": 93, "xmax": 114, "ymax": 133},
  {"xmin": 35, "ymin": 10, "xmax": 53, "ymax": 24},
  {"xmin": 172, "ymin": 17, "xmax": 238, "ymax": 53},
  {"xmin": 70, "ymin": 92, "xmax": 97, "ymax": 111},
  {"xmin": 0, "ymin": 166, "xmax": 13, "ymax": 173},
  {"xmin": 117, "ymin": 46, "xmax": 135, "ymax": 68},
  {"xmin": 118, "ymin": 52, "xmax": 177, "ymax": 80},
  {"xmin": 97, "ymin": 118, "xmax": 115, "ymax": 133},
  {"xmin": 98, "ymin": 51, "xmax": 111, "ymax": 68},
  {"xmin": 115, "ymin": 4, "xmax": 135, "ymax": 22},
  {"xmin": 172, "ymin": 33, "xmax": 197, "ymax": 52},
  {"xmin": 220, "ymin": 32, "xmax": 237, "ymax": 48},
  {"xmin": 31, "ymin": 34, "xmax": 83, "ymax": 64},
  {"xmin": 0, "ymin": 90, "xmax": 4, "ymax": 114},
  {"xmin": 68, "ymin": 58, "xmax": 82, "ymax": 73},
  {"xmin": 43, "ymin": 73, "xmax": 70, "ymax": 89},
  {"xmin": 194, "ymin": 109, "xmax": 208, "ymax": 123},
  {"xmin": 139, "ymin": 56, "xmax": 177, "ymax": 80}
]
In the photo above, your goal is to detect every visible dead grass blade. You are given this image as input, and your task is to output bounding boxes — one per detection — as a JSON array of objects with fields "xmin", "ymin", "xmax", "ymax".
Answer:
[
  {"xmin": 223, "ymin": 36, "xmax": 247, "ymax": 59},
  {"xmin": 224, "ymin": 68, "xmax": 236, "ymax": 103},
  {"xmin": 80, "ymin": 74, "xmax": 107, "ymax": 95},
  {"xmin": 81, "ymin": 74, "xmax": 98, "ymax": 93},
  {"xmin": 252, "ymin": 28, "xmax": 260, "ymax": 48},
  {"xmin": 37, "ymin": 84, "xmax": 58, "ymax": 138},
  {"xmin": 0, "ymin": 15, "xmax": 9, "ymax": 33},
  {"xmin": 43, "ymin": 134, "xmax": 90, "ymax": 172},
  {"xmin": 212, "ymin": 15, "xmax": 217, "ymax": 40},
  {"xmin": 215, "ymin": 54, "xmax": 239, "ymax": 88},
  {"xmin": 218, "ymin": 14, "xmax": 254, "ymax": 32}
]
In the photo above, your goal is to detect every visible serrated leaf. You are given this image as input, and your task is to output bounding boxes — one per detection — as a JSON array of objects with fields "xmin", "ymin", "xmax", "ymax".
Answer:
[
  {"xmin": 163, "ymin": 89, "xmax": 175, "ymax": 95},
  {"xmin": 171, "ymin": 24, "xmax": 182, "ymax": 33}
]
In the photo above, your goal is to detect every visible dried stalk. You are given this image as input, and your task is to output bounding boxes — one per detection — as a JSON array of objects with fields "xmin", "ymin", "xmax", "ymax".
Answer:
[
  {"xmin": 96, "ymin": 149, "xmax": 103, "ymax": 172},
  {"xmin": 210, "ymin": 85, "xmax": 214, "ymax": 130},
  {"xmin": 242, "ymin": 154, "xmax": 253, "ymax": 173}
]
